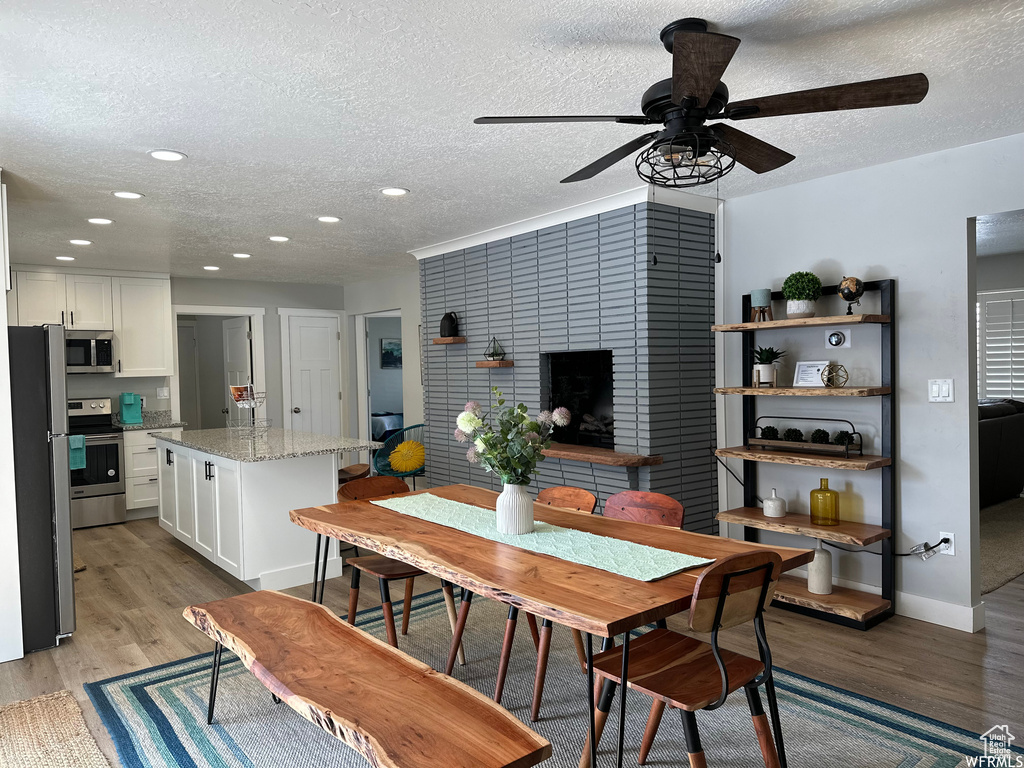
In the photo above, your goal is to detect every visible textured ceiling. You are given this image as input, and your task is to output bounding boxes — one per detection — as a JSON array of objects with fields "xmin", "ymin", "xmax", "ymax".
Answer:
[
  {"xmin": 2, "ymin": 0, "xmax": 1023, "ymax": 284},
  {"xmin": 977, "ymin": 209, "xmax": 1024, "ymax": 257}
]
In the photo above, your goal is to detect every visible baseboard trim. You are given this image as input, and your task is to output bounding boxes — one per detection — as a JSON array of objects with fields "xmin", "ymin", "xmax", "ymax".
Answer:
[
  {"xmin": 248, "ymin": 558, "xmax": 345, "ymax": 592},
  {"xmin": 896, "ymin": 590, "xmax": 986, "ymax": 633}
]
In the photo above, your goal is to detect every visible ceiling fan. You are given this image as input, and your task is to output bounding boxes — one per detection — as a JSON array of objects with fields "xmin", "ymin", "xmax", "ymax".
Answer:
[{"xmin": 474, "ymin": 18, "xmax": 929, "ymax": 188}]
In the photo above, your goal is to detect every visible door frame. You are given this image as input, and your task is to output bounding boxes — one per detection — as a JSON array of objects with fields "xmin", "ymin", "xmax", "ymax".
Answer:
[
  {"xmin": 353, "ymin": 309, "xmax": 402, "ymax": 445},
  {"xmin": 277, "ymin": 308, "xmax": 345, "ymax": 433},
  {"xmin": 169, "ymin": 305, "xmax": 267, "ymax": 424},
  {"xmin": 175, "ymin": 318, "xmax": 202, "ymax": 429}
]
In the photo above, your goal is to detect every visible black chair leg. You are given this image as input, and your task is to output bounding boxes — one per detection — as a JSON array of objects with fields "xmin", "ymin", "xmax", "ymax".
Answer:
[
  {"xmin": 271, "ymin": 693, "xmax": 282, "ymax": 704},
  {"xmin": 679, "ymin": 709, "xmax": 706, "ymax": 767},
  {"xmin": 764, "ymin": 674, "xmax": 788, "ymax": 768},
  {"xmin": 207, "ymin": 642, "xmax": 224, "ymax": 725}
]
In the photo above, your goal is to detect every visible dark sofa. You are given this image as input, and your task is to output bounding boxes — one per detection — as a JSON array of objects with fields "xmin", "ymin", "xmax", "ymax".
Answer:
[{"xmin": 978, "ymin": 398, "xmax": 1024, "ymax": 508}]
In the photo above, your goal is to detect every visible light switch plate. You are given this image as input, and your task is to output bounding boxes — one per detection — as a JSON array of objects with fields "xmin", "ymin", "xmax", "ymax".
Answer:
[
  {"xmin": 156, "ymin": 387, "xmax": 169, "ymax": 399},
  {"xmin": 928, "ymin": 379, "xmax": 954, "ymax": 402}
]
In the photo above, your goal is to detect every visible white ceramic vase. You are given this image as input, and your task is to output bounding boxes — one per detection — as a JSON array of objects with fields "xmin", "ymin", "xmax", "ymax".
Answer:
[
  {"xmin": 807, "ymin": 543, "xmax": 833, "ymax": 595},
  {"xmin": 762, "ymin": 488, "xmax": 787, "ymax": 518},
  {"xmin": 496, "ymin": 483, "xmax": 534, "ymax": 535},
  {"xmin": 753, "ymin": 363, "xmax": 777, "ymax": 387},
  {"xmin": 786, "ymin": 299, "xmax": 816, "ymax": 319}
]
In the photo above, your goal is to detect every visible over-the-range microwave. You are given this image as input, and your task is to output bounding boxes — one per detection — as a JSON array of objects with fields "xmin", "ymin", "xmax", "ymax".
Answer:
[{"xmin": 65, "ymin": 330, "xmax": 115, "ymax": 374}]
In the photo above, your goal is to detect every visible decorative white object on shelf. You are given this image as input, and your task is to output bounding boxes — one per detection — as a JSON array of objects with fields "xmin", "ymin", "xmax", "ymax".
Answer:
[
  {"xmin": 786, "ymin": 299, "xmax": 816, "ymax": 319},
  {"xmin": 807, "ymin": 540, "xmax": 833, "ymax": 595},
  {"xmin": 762, "ymin": 488, "xmax": 787, "ymax": 518},
  {"xmin": 753, "ymin": 364, "xmax": 777, "ymax": 387},
  {"xmin": 496, "ymin": 483, "xmax": 534, "ymax": 535}
]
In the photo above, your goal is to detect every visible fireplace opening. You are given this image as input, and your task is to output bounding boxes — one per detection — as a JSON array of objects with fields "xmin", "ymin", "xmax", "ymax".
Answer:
[{"xmin": 543, "ymin": 350, "xmax": 614, "ymax": 449}]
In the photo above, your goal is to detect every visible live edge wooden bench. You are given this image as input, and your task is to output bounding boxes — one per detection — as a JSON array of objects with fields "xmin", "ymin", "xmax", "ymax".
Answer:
[{"xmin": 183, "ymin": 590, "xmax": 551, "ymax": 768}]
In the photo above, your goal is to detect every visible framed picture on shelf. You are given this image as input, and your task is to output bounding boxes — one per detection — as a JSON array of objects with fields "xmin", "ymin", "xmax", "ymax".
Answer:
[
  {"xmin": 793, "ymin": 360, "xmax": 829, "ymax": 387},
  {"xmin": 380, "ymin": 338, "xmax": 403, "ymax": 369}
]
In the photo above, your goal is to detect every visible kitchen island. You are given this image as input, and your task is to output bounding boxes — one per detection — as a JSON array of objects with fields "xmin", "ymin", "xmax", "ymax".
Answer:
[{"xmin": 155, "ymin": 428, "xmax": 381, "ymax": 590}]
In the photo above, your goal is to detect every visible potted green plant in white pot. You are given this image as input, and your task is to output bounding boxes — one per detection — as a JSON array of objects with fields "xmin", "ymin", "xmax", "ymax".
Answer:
[
  {"xmin": 782, "ymin": 271, "xmax": 823, "ymax": 319},
  {"xmin": 753, "ymin": 346, "xmax": 785, "ymax": 387}
]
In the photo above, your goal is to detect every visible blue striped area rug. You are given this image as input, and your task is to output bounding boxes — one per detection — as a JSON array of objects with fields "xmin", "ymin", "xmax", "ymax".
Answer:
[{"xmin": 85, "ymin": 590, "xmax": 1019, "ymax": 767}]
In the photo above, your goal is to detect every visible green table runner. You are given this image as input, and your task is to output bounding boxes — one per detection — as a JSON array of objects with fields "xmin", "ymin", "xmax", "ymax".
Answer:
[{"xmin": 370, "ymin": 493, "xmax": 713, "ymax": 582}]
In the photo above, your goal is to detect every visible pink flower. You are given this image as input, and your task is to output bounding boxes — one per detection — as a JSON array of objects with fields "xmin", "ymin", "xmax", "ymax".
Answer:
[
  {"xmin": 464, "ymin": 400, "xmax": 482, "ymax": 416},
  {"xmin": 525, "ymin": 431, "xmax": 540, "ymax": 442},
  {"xmin": 538, "ymin": 410, "xmax": 554, "ymax": 425},
  {"xmin": 454, "ymin": 428, "xmax": 469, "ymax": 443},
  {"xmin": 552, "ymin": 407, "xmax": 571, "ymax": 427},
  {"xmin": 466, "ymin": 447, "xmax": 479, "ymax": 463}
]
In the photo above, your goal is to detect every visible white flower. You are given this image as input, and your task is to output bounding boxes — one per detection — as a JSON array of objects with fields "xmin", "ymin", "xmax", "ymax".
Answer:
[
  {"xmin": 537, "ymin": 410, "xmax": 554, "ymax": 425},
  {"xmin": 474, "ymin": 438, "xmax": 486, "ymax": 452},
  {"xmin": 456, "ymin": 411, "xmax": 483, "ymax": 433},
  {"xmin": 552, "ymin": 407, "xmax": 571, "ymax": 427}
]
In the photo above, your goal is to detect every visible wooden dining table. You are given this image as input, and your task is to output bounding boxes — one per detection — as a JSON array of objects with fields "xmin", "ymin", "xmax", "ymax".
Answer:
[{"xmin": 290, "ymin": 484, "xmax": 814, "ymax": 767}]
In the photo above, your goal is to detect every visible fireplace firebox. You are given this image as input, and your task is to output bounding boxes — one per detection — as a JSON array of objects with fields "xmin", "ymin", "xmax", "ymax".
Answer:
[{"xmin": 543, "ymin": 350, "xmax": 614, "ymax": 449}]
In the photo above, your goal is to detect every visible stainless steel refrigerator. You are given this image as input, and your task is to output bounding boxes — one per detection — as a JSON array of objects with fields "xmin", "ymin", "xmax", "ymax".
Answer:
[{"xmin": 9, "ymin": 324, "xmax": 76, "ymax": 652}]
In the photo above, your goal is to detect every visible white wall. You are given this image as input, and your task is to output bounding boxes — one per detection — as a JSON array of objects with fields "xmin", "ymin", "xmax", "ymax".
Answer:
[
  {"xmin": 721, "ymin": 133, "xmax": 1024, "ymax": 631},
  {"xmin": 341, "ymin": 270, "xmax": 423, "ymax": 435},
  {"xmin": 366, "ymin": 316, "xmax": 404, "ymax": 414},
  {"xmin": 977, "ymin": 250, "xmax": 1024, "ymax": 292},
  {"xmin": 170, "ymin": 279, "xmax": 344, "ymax": 426},
  {"xmin": 66, "ymin": 375, "xmax": 168, "ymax": 415},
  {"xmin": 0, "ymin": 288, "xmax": 23, "ymax": 662}
]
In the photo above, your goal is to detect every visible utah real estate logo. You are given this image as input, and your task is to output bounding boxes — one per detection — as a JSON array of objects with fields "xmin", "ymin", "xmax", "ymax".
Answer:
[{"xmin": 966, "ymin": 726, "xmax": 1021, "ymax": 767}]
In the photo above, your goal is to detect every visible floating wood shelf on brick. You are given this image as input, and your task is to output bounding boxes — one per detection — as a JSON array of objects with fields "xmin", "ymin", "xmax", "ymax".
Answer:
[
  {"xmin": 432, "ymin": 337, "xmax": 467, "ymax": 344},
  {"xmin": 541, "ymin": 443, "xmax": 663, "ymax": 467},
  {"xmin": 712, "ymin": 314, "xmax": 890, "ymax": 332},
  {"xmin": 715, "ymin": 386, "xmax": 891, "ymax": 397},
  {"xmin": 716, "ymin": 507, "xmax": 891, "ymax": 546},
  {"xmin": 774, "ymin": 574, "xmax": 891, "ymax": 622},
  {"xmin": 475, "ymin": 360, "xmax": 514, "ymax": 368},
  {"xmin": 716, "ymin": 446, "xmax": 891, "ymax": 471}
]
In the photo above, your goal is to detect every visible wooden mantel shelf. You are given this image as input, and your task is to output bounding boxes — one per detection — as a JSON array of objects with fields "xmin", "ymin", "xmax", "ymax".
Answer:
[
  {"xmin": 716, "ymin": 446, "xmax": 891, "ymax": 471},
  {"xmin": 715, "ymin": 386, "xmax": 891, "ymax": 397},
  {"xmin": 476, "ymin": 360, "xmax": 514, "ymax": 368},
  {"xmin": 432, "ymin": 336, "xmax": 467, "ymax": 345},
  {"xmin": 712, "ymin": 314, "xmax": 890, "ymax": 332},
  {"xmin": 716, "ymin": 507, "xmax": 891, "ymax": 546},
  {"xmin": 542, "ymin": 443, "xmax": 663, "ymax": 467}
]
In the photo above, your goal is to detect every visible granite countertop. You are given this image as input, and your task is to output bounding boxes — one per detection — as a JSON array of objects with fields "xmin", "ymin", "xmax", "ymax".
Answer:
[
  {"xmin": 152, "ymin": 428, "xmax": 383, "ymax": 462},
  {"xmin": 114, "ymin": 409, "xmax": 188, "ymax": 431}
]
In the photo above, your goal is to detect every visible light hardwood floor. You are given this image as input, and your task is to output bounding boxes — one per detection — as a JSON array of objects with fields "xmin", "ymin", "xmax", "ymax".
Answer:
[{"xmin": 1, "ymin": 518, "xmax": 1020, "ymax": 766}]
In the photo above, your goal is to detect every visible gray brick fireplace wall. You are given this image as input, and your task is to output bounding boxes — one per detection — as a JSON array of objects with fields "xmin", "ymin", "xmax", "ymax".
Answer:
[{"xmin": 419, "ymin": 201, "xmax": 718, "ymax": 534}]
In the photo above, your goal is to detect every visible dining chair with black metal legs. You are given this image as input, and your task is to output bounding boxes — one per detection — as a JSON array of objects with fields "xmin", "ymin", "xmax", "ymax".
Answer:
[{"xmin": 580, "ymin": 550, "xmax": 787, "ymax": 768}]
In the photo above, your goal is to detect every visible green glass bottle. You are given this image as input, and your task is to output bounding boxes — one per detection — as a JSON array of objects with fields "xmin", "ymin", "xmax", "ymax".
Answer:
[{"xmin": 810, "ymin": 478, "xmax": 840, "ymax": 526}]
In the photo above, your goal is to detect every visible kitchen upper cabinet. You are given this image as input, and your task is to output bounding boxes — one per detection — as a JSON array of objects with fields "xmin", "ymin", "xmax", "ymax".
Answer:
[
  {"xmin": 112, "ymin": 276, "xmax": 173, "ymax": 376},
  {"xmin": 65, "ymin": 274, "xmax": 113, "ymax": 330},
  {"xmin": 15, "ymin": 272, "xmax": 66, "ymax": 326}
]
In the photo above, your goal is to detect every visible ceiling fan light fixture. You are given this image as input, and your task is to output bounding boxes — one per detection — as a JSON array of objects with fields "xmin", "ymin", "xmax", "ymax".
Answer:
[{"xmin": 636, "ymin": 133, "xmax": 734, "ymax": 188}]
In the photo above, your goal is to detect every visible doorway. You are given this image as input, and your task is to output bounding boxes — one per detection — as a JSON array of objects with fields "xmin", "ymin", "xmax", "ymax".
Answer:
[
  {"xmin": 278, "ymin": 308, "xmax": 344, "ymax": 436},
  {"xmin": 354, "ymin": 310, "xmax": 404, "ymax": 446}
]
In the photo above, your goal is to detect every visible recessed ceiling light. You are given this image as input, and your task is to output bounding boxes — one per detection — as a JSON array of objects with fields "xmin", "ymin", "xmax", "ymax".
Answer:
[
  {"xmin": 87, "ymin": 217, "xmax": 114, "ymax": 225},
  {"xmin": 380, "ymin": 187, "xmax": 409, "ymax": 196},
  {"xmin": 112, "ymin": 191, "xmax": 144, "ymax": 199},
  {"xmin": 317, "ymin": 216, "xmax": 341, "ymax": 223},
  {"xmin": 232, "ymin": 253, "xmax": 251, "ymax": 259},
  {"xmin": 56, "ymin": 256, "xmax": 75, "ymax": 261},
  {"xmin": 149, "ymin": 149, "xmax": 187, "ymax": 162},
  {"xmin": 268, "ymin": 235, "xmax": 289, "ymax": 242},
  {"xmin": 69, "ymin": 239, "xmax": 92, "ymax": 246},
  {"xmin": 203, "ymin": 266, "xmax": 220, "ymax": 271}
]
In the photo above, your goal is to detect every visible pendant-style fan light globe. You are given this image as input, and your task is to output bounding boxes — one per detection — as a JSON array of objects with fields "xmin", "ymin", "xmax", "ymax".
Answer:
[{"xmin": 475, "ymin": 18, "xmax": 928, "ymax": 188}]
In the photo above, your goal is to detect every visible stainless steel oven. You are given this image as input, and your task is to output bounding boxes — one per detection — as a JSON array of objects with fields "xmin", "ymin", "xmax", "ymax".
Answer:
[
  {"xmin": 65, "ymin": 330, "xmax": 115, "ymax": 374},
  {"xmin": 68, "ymin": 398, "xmax": 126, "ymax": 528}
]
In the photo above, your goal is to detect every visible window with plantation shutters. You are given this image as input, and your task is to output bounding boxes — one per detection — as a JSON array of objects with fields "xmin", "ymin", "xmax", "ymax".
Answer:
[{"xmin": 979, "ymin": 290, "xmax": 1024, "ymax": 399}]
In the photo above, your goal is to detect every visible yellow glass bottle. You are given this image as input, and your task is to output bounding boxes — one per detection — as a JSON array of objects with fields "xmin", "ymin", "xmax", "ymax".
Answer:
[{"xmin": 809, "ymin": 478, "xmax": 840, "ymax": 525}]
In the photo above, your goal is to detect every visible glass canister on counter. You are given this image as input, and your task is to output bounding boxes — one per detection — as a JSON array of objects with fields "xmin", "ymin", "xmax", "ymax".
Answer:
[{"xmin": 809, "ymin": 478, "xmax": 840, "ymax": 525}]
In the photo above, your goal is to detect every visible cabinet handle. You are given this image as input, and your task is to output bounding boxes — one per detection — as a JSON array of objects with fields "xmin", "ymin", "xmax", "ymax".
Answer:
[
  {"xmin": 148, "ymin": 446, "xmax": 156, "ymax": 450},
  {"xmin": 70, "ymin": 311, "xmax": 74, "ymax": 326},
  {"xmin": 118, "ymin": 359, "xmax": 122, "ymax": 373},
  {"xmin": 148, "ymin": 477, "xmax": 157, "ymax": 482},
  {"xmin": 61, "ymin": 310, "xmax": 65, "ymax": 325},
  {"xmin": 166, "ymin": 448, "xmax": 173, "ymax": 466}
]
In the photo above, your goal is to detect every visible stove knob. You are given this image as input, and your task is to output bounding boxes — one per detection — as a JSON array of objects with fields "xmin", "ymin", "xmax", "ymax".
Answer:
[{"xmin": 90, "ymin": 403, "xmax": 97, "ymax": 409}]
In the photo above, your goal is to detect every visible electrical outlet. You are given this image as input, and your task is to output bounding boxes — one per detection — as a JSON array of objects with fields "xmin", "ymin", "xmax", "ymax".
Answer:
[
  {"xmin": 938, "ymin": 531, "xmax": 955, "ymax": 556},
  {"xmin": 140, "ymin": 396, "xmax": 146, "ymax": 408}
]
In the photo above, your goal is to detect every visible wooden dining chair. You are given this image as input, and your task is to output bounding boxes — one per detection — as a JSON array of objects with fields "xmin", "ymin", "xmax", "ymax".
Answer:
[
  {"xmin": 582, "ymin": 551, "xmax": 787, "ymax": 768},
  {"xmin": 337, "ymin": 462, "xmax": 371, "ymax": 485},
  {"xmin": 537, "ymin": 485, "xmax": 598, "ymax": 513}
]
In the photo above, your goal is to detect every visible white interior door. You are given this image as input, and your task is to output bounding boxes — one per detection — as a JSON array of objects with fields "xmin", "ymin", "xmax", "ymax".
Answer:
[
  {"xmin": 177, "ymin": 322, "xmax": 201, "ymax": 430},
  {"xmin": 223, "ymin": 317, "xmax": 252, "ymax": 424},
  {"xmin": 286, "ymin": 314, "xmax": 341, "ymax": 435}
]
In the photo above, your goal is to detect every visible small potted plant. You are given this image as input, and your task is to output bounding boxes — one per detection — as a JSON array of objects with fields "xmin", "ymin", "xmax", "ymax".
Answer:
[
  {"xmin": 753, "ymin": 346, "xmax": 785, "ymax": 387},
  {"xmin": 782, "ymin": 428, "xmax": 805, "ymax": 442},
  {"xmin": 781, "ymin": 271, "xmax": 823, "ymax": 319}
]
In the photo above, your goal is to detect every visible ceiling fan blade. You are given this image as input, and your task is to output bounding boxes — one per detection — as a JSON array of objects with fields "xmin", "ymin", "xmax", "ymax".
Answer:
[
  {"xmin": 671, "ymin": 30, "xmax": 740, "ymax": 107},
  {"xmin": 474, "ymin": 115, "xmax": 653, "ymax": 125},
  {"xmin": 727, "ymin": 73, "xmax": 929, "ymax": 119},
  {"xmin": 709, "ymin": 123, "xmax": 795, "ymax": 174},
  {"xmin": 560, "ymin": 131, "xmax": 662, "ymax": 183}
]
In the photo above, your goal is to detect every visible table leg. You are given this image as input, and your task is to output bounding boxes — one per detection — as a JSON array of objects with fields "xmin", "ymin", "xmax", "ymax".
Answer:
[
  {"xmin": 317, "ymin": 539, "xmax": 329, "ymax": 604},
  {"xmin": 445, "ymin": 591, "xmax": 473, "ymax": 675},
  {"xmin": 616, "ymin": 631, "xmax": 630, "ymax": 768},
  {"xmin": 586, "ymin": 633, "xmax": 597, "ymax": 768},
  {"xmin": 494, "ymin": 605, "xmax": 519, "ymax": 703},
  {"xmin": 441, "ymin": 582, "xmax": 466, "ymax": 665},
  {"xmin": 310, "ymin": 534, "xmax": 322, "ymax": 602},
  {"xmin": 530, "ymin": 618, "xmax": 553, "ymax": 721}
]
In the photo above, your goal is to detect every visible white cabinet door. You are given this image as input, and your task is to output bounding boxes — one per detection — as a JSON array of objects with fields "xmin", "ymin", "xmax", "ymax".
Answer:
[
  {"xmin": 65, "ymin": 274, "xmax": 113, "ymax": 330},
  {"xmin": 127, "ymin": 474, "xmax": 160, "ymax": 509},
  {"xmin": 112, "ymin": 277, "xmax": 173, "ymax": 376},
  {"xmin": 191, "ymin": 455, "xmax": 216, "ymax": 560},
  {"xmin": 211, "ymin": 455, "xmax": 242, "ymax": 578},
  {"xmin": 15, "ymin": 272, "xmax": 66, "ymax": 326},
  {"xmin": 173, "ymin": 448, "xmax": 195, "ymax": 545},
  {"xmin": 157, "ymin": 444, "xmax": 177, "ymax": 532}
]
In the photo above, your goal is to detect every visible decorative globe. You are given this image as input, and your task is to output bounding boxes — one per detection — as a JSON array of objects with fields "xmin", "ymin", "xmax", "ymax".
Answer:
[
  {"xmin": 821, "ymin": 363, "xmax": 849, "ymax": 388},
  {"xmin": 839, "ymin": 276, "xmax": 865, "ymax": 305}
]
